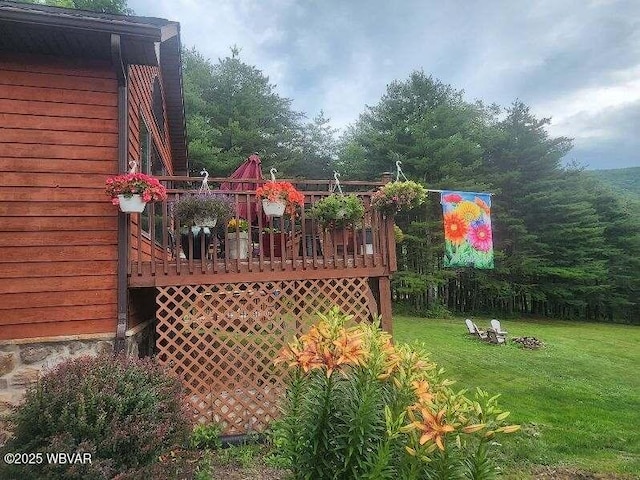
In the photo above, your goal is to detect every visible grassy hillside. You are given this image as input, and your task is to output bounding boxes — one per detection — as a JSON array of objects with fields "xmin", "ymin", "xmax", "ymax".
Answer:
[
  {"xmin": 393, "ymin": 316, "xmax": 640, "ymax": 478},
  {"xmin": 587, "ymin": 166, "xmax": 640, "ymax": 199}
]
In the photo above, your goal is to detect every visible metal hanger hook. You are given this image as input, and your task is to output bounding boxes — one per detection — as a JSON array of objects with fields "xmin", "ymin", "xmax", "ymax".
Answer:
[
  {"xmin": 395, "ymin": 160, "xmax": 408, "ymax": 182},
  {"xmin": 333, "ymin": 171, "xmax": 343, "ymax": 195},
  {"xmin": 199, "ymin": 169, "xmax": 211, "ymax": 193}
]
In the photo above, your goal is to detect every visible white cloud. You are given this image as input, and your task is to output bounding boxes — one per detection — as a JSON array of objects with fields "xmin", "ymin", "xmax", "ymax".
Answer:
[
  {"xmin": 128, "ymin": 0, "xmax": 640, "ymax": 169},
  {"xmin": 536, "ymin": 65, "xmax": 640, "ymax": 140}
]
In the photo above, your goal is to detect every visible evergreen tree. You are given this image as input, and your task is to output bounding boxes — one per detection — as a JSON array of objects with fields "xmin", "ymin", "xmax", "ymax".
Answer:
[
  {"xmin": 296, "ymin": 111, "xmax": 339, "ymax": 179},
  {"xmin": 182, "ymin": 47, "xmax": 304, "ymax": 176},
  {"xmin": 583, "ymin": 177, "xmax": 640, "ymax": 321},
  {"xmin": 340, "ymin": 71, "xmax": 495, "ymax": 312}
]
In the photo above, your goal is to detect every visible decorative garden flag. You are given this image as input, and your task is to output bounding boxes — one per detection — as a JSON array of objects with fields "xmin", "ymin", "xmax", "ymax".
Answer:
[{"xmin": 440, "ymin": 191, "xmax": 494, "ymax": 269}]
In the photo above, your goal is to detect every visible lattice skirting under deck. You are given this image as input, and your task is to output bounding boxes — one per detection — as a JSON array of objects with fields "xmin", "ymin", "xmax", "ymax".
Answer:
[{"xmin": 155, "ymin": 278, "xmax": 377, "ymax": 434}]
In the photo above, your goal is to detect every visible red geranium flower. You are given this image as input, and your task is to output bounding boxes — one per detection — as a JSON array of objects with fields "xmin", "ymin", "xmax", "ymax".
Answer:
[
  {"xmin": 105, "ymin": 172, "xmax": 167, "ymax": 203},
  {"xmin": 256, "ymin": 181, "xmax": 305, "ymax": 216}
]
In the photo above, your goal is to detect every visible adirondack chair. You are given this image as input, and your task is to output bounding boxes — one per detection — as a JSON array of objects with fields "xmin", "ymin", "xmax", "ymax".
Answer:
[
  {"xmin": 486, "ymin": 328, "xmax": 506, "ymax": 345},
  {"xmin": 464, "ymin": 319, "xmax": 476, "ymax": 334},
  {"xmin": 465, "ymin": 319, "xmax": 488, "ymax": 340},
  {"xmin": 490, "ymin": 319, "xmax": 508, "ymax": 336}
]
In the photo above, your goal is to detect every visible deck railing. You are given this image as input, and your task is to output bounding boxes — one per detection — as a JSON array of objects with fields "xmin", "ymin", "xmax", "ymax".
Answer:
[{"xmin": 128, "ymin": 176, "xmax": 397, "ymax": 286}]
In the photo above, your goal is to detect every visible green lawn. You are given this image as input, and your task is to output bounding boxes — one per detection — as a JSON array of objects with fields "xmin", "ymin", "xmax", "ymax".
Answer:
[{"xmin": 393, "ymin": 316, "xmax": 640, "ymax": 478}]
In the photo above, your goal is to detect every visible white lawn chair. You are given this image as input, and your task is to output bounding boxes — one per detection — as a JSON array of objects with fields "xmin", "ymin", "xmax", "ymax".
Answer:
[
  {"xmin": 490, "ymin": 319, "xmax": 507, "ymax": 335},
  {"xmin": 465, "ymin": 319, "xmax": 476, "ymax": 334},
  {"xmin": 465, "ymin": 319, "xmax": 488, "ymax": 340},
  {"xmin": 488, "ymin": 319, "xmax": 507, "ymax": 344},
  {"xmin": 486, "ymin": 328, "xmax": 506, "ymax": 344}
]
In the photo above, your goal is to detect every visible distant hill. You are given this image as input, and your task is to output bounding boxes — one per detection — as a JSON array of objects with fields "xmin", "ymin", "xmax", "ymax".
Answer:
[{"xmin": 586, "ymin": 167, "xmax": 640, "ymax": 199}]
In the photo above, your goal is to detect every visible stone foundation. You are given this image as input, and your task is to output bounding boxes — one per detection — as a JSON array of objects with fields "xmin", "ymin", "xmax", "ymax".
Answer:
[{"xmin": 0, "ymin": 320, "xmax": 154, "ymax": 444}]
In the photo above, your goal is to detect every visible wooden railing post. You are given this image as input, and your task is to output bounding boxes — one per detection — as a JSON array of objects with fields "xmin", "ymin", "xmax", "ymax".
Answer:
[
  {"xmin": 386, "ymin": 216, "xmax": 397, "ymax": 273},
  {"xmin": 378, "ymin": 172, "xmax": 395, "ymax": 333},
  {"xmin": 378, "ymin": 276, "xmax": 393, "ymax": 335}
]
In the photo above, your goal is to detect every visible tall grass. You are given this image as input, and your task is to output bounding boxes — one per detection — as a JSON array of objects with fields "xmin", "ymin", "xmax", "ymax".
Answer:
[{"xmin": 393, "ymin": 316, "xmax": 640, "ymax": 477}]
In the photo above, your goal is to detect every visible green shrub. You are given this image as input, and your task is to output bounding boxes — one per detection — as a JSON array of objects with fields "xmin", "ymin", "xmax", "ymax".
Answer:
[
  {"xmin": 310, "ymin": 194, "xmax": 365, "ymax": 228},
  {"xmin": 1, "ymin": 354, "xmax": 191, "ymax": 480},
  {"xmin": 271, "ymin": 308, "xmax": 519, "ymax": 479},
  {"xmin": 190, "ymin": 423, "xmax": 223, "ymax": 450}
]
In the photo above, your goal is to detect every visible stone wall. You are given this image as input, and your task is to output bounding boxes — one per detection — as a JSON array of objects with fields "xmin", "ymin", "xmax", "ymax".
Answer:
[{"xmin": 0, "ymin": 320, "xmax": 154, "ymax": 445}]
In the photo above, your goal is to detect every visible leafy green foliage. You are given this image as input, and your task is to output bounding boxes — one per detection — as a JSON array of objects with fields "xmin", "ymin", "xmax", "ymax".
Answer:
[
  {"xmin": 298, "ymin": 111, "xmax": 340, "ymax": 179},
  {"xmin": 271, "ymin": 309, "xmax": 519, "ymax": 480},
  {"xmin": 1, "ymin": 354, "xmax": 191, "ymax": 480},
  {"xmin": 172, "ymin": 193, "xmax": 233, "ymax": 227},
  {"xmin": 21, "ymin": 0, "xmax": 132, "ymax": 14},
  {"xmin": 587, "ymin": 167, "xmax": 640, "ymax": 200},
  {"xmin": 310, "ymin": 194, "xmax": 365, "ymax": 228},
  {"xmin": 190, "ymin": 423, "xmax": 223, "ymax": 450},
  {"xmin": 338, "ymin": 71, "xmax": 640, "ymax": 323},
  {"xmin": 182, "ymin": 47, "xmax": 306, "ymax": 176}
]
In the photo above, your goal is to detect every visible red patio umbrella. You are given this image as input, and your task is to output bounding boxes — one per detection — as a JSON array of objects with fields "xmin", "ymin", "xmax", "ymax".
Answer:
[{"xmin": 219, "ymin": 153, "xmax": 264, "ymax": 222}]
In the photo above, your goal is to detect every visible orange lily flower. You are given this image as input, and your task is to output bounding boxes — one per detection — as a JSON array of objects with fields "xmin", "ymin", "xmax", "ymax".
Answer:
[
  {"xmin": 412, "ymin": 380, "xmax": 434, "ymax": 404},
  {"xmin": 333, "ymin": 330, "xmax": 367, "ymax": 366},
  {"xmin": 411, "ymin": 408, "xmax": 455, "ymax": 451}
]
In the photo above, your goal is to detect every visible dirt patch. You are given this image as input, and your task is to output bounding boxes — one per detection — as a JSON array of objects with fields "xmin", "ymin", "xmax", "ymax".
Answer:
[
  {"xmin": 208, "ymin": 464, "xmax": 288, "ymax": 480},
  {"xmin": 529, "ymin": 466, "xmax": 638, "ymax": 479},
  {"xmin": 154, "ymin": 450, "xmax": 637, "ymax": 480}
]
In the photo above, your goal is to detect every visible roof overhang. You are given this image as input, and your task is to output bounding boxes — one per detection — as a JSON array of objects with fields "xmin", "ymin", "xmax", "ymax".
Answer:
[{"xmin": 0, "ymin": 1, "xmax": 188, "ymax": 172}]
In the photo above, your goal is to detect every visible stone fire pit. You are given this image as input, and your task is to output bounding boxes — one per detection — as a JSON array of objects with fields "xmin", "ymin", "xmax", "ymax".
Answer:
[{"xmin": 511, "ymin": 336, "xmax": 545, "ymax": 349}]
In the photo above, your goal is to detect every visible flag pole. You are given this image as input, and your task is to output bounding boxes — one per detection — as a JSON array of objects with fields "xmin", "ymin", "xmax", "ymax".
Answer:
[{"xmin": 427, "ymin": 189, "xmax": 494, "ymax": 196}]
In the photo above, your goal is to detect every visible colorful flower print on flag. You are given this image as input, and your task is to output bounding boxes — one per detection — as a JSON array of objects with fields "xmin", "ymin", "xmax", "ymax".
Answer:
[{"xmin": 441, "ymin": 191, "xmax": 494, "ymax": 269}]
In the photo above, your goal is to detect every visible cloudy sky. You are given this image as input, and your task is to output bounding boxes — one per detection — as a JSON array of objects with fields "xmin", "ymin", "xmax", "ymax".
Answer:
[{"xmin": 129, "ymin": 0, "xmax": 640, "ymax": 170}]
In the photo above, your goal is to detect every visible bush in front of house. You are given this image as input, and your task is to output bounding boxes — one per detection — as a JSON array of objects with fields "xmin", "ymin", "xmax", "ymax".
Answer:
[
  {"xmin": 271, "ymin": 307, "xmax": 520, "ymax": 480},
  {"xmin": 1, "ymin": 354, "xmax": 192, "ymax": 480}
]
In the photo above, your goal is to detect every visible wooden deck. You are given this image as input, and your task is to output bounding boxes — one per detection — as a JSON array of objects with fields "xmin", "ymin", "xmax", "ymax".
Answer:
[{"xmin": 128, "ymin": 176, "xmax": 397, "ymax": 287}]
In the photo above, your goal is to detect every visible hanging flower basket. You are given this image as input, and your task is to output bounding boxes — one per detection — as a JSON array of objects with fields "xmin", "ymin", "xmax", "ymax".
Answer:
[
  {"xmin": 256, "ymin": 181, "xmax": 304, "ymax": 217},
  {"xmin": 105, "ymin": 172, "xmax": 167, "ymax": 214},
  {"xmin": 261, "ymin": 199, "xmax": 286, "ymax": 217},
  {"xmin": 371, "ymin": 180, "xmax": 427, "ymax": 215},
  {"xmin": 310, "ymin": 194, "xmax": 365, "ymax": 229},
  {"xmin": 173, "ymin": 194, "xmax": 232, "ymax": 228},
  {"xmin": 117, "ymin": 194, "xmax": 147, "ymax": 213}
]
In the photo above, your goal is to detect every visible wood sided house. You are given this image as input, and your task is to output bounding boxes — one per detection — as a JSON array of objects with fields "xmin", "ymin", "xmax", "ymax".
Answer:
[{"xmin": 0, "ymin": 2, "xmax": 396, "ymax": 436}]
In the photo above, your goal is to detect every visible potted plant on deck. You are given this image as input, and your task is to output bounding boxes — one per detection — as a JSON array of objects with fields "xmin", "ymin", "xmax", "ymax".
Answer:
[
  {"xmin": 310, "ymin": 194, "xmax": 365, "ymax": 255},
  {"xmin": 256, "ymin": 181, "xmax": 305, "ymax": 217},
  {"xmin": 173, "ymin": 194, "xmax": 233, "ymax": 260},
  {"xmin": 226, "ymin": 218, "xmax": 250, "ymax": 260},
  {"xmin": 105, "ymin": 172, "xmax": 167, "ymax": 213}
]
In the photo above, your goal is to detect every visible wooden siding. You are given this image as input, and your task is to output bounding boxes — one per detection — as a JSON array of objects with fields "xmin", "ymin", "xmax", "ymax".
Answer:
[
  {"xmin": 127, "ymin": 65, "xmax": 173, "ymax": 175},
  {"xmin": 126, "ymin": 65, "xmax": 175, "ymax": 327},
  {"xmin": 0, "ymin": 53, "xmax": 119, "ymax": 341}
]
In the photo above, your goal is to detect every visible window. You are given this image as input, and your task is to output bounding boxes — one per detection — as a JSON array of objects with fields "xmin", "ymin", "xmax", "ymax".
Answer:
[
  {"xmin": 139, "ymin": 116, "xmax": 166, "ymax": 245},
  {"xmin": 153, "ymin": 76, "xmax": 165, "ymax": 138}
]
